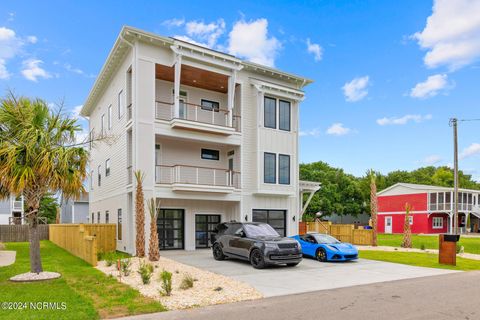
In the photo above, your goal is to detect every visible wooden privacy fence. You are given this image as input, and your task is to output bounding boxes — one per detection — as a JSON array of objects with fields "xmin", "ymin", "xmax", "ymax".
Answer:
[
  {"xmin": 0, "ymin": 225, "xmax": 49, "ymax": 242},
  {"xmin": 49, "ymin": 224, "xmax": 116, "ymax": 266},
  {"xmin": 305, "ymin": 222, "xmax": 373, "ymax": 245}
]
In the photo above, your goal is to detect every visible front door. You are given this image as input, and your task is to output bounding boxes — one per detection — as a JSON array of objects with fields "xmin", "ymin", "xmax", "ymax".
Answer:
[
  {"xmin": 157, "ymin": 209, "xmax": 184, "ymax": 250},
  {"xmin": 385, "ymin": 216, "xmax": 393, "ymax": 234},
  {"xmin": 195, "ymin": 214, "xmax": 221, "ymax": 248}
]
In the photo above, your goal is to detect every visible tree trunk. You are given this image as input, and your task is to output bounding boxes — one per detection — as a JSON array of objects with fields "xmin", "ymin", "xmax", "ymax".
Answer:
[{"xmin": 29, "ymin": 215, "xmax": 43, "ymax": 273}]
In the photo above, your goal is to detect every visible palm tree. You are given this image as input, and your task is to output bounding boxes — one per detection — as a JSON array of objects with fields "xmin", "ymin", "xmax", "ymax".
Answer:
[
  {"xmin": 369, "ymin": 170, "xmax": 378, "ymax": 246},
  {"xmin": 0, "ymin": 95, "xmax": 88, "ymax": 273},
  {"xmin": 134, "ymin": 170, "xmax": 145, "ymax": 257},
  {"xmin": 147, "ymin": 198, "xmax": 160, "ymax": 261},
  {"xmin": 402, "ymin": 203, "xmax": 412, "ymax": 248}
]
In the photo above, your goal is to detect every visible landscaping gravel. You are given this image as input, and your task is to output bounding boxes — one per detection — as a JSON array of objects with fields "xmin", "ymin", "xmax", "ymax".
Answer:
[
  {"xmin": 9, "ymin": 271, "xmax": 61, "ymax": 282},
  {"xmin": 96, "ymin": 256, "xmax": 263, "ymax": 310}
]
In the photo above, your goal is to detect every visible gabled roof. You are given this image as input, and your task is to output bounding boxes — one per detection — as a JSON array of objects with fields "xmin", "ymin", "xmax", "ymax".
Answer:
[
  {"xmin": 378, "ymin": 182, "xmax": 480, "ymax": 196},
  {"xmin": 81, "ymin": 26, "xmax": 314, "ymax": 117}
]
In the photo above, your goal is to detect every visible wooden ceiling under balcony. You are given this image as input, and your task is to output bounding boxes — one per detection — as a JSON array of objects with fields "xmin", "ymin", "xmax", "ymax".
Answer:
[{"xmin": 155, "ymin": 64, "xmax": 229, "ymax": 93}]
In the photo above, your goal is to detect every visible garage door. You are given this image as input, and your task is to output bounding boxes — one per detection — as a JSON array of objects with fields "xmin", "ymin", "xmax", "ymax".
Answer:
[{"xmin": 252, "ymin": 210, "xmax": 287, "ymax": 236}]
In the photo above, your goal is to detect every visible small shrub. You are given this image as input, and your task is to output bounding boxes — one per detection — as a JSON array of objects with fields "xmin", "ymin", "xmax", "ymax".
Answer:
[
  {"xmin": 214, "ymin": 286, "xmax": 223, "ymax": 291},
  {"xmin": 179, "ymin": 274, "xmax": 195, "ymax": 290},
  {"xmin": 420, "ymin": 244, "xmax": 426, "ymax": 251},
  {"xmin": 138, "ymin": 261, "xmax": 154, "ymax": 284},
  {"xmin": 456, "ymin": 244, "xmax": 464, "ymax": 254},
  {"xmin": 121, "ymin": 259, "xmax": 132, "ymax": 276},
  {"xmin": 159, "ymin": 270, "xmax": 173, "ymax": 296}
]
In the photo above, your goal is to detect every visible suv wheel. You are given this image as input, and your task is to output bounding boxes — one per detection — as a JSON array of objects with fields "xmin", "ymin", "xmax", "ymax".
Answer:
[
  {"xmin": 212, "ymin": 243, "xmax": 225, "ymax": 261},
  {"xmin": 250, "ymin": 249, "xmax": 266, "ymax": 269}
]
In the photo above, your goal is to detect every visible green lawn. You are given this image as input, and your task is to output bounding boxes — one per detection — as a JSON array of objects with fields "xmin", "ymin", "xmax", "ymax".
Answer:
[
  {"xmin": 0, "ymin": 241, "xmax": 165, "ymax": 320},
  {"xmin": 377, "ymin": 234, "xmax": 480, "ymax": 254},
  {"xmin": 359, "ymin": 250, "xmax": 480, "ymax": 271}
]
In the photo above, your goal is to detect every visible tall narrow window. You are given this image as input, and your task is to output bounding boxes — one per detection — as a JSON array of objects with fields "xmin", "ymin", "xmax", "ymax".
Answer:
[
  {"xmin": 279, "ymin": 154, "xmax": 290, "ymax": 185},
  {"xmin": 98, "ymin": 165, "xmax": 101, "ymax": 187},
  {"xmin": 91, "ymin": 212, "xmax": 94, "ymax": 224},
  {"xmin": 108, "ymin": 105, "xmax": 112, "ymax": 129},
  {"xmin": 105, "ymin": 211, "xmax": 109, "ymax": 223},
  {"xmin": 279, "ymin": 100, "xmax": 291, "ymax": 131},
  {"xmin": 264, "ymin": 97, "xmax": 276, "ymax": 129},
  {"xmin": 101, "ymin": 114, "xmax": 105, "ymax": 136},
  {"xmin": 264, "ymin": 153, "xmax": 276, "ymax": 184},
  {"xmin": 97, "ymin": 212, "xmax": 100, "ymax": 223},
  {"xmin": 118, "ymin": 90, "xmax": 124, "ymax": 118},
  {"xmin": 105, "ymin": 159, "xmax": 111, "ymax": 177},
  {"xmin": 90, "ymin": 170, "xmax": 94, "ymax": 190},
  {"xmin": 117, "ymin": 208, "xmax": 122, "ymax": 240}
]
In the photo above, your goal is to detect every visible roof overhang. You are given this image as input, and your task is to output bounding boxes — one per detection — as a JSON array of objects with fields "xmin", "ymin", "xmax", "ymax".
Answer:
[
  {"xmin": 299, "ymin": 180, "xmax": 321, "ymax": 193},
  {"xmin": 81, "ymin": 26, "xmax": 313, "ymax": 117}
]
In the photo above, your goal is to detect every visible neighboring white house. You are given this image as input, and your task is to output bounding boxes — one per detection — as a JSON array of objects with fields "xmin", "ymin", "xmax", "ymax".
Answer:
[
  {"xmin": 60, "ymin": 192, "xmax": 89, "ymax": 224},
  {"xmin": 0, "ymin": 195, "xmax": 24, "ymax": 225},
  {"xmin": 81, "ymin": 26, "xmax": 316, "ymax": 254}
]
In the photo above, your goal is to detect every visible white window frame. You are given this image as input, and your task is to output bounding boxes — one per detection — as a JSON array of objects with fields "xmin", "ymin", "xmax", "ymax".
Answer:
[
  {"xmin": 105, "ymin": 159, "xmax": 111, "ymax": 177},
  {"xmin": 118, "ymin": 90, "xmax": 124, "ymax": 118},
  {"xmin": 101, "ymin": 114, "xmax": 105, "ymax": 136},
  {"xmin": 432, "ymin": 217, "xmax": 443, "ymax": 229},
  {"xmin": 408, "ymin": 216, "xmax": 413, "ymax": 225},
  {"xmin": 108, "ymin": 105, "xmax": 112, "ymax": 130}
]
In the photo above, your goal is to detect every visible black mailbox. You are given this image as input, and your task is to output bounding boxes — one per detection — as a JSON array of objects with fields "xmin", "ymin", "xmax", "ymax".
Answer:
[{"xmin": 443, "ymin": 234, "xmax": 460, "ymax": 242}]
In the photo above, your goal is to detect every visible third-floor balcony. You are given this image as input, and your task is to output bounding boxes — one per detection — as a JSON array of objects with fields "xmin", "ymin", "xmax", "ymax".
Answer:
[{"xmin": 155, "ymin": 62, "xmax": 241, "ymax": 136}]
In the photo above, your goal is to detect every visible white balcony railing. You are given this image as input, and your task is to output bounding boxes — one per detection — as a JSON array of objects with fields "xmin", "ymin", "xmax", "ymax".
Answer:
[
  {"xmin": 155, "ymin": 165, "xmax": 240, "ymax": 189},
  {"xmin": 155, "ymin": 101, "xmax": 241, "ymax": 132},
  {"xmin": 12, "ymin": 200, "xmax": 23, "ymax": 212}
]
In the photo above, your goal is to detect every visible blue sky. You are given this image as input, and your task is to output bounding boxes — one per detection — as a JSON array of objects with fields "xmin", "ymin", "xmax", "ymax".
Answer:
[{"xmin": 1, "ymin": 0, "xmax": 479, "ymax": 180}]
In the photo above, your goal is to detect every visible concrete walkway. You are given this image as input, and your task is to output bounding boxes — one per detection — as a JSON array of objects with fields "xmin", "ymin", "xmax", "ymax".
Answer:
[
  {"xmin": 0, "ymin": 251, "xmax": 16, "ymax": 267},
  {"xmin": 161, "ymin": 250, "xmax": 457, "ymax": 297},
  {"xmin": 117, "ymin": 271, "xmax": 480, "ymax": 320}
]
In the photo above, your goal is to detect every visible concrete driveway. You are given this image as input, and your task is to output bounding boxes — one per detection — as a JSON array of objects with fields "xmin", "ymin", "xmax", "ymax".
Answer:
[{"xmin": 161, "ymin": 250, "xmax": 458, "ymax": 297}]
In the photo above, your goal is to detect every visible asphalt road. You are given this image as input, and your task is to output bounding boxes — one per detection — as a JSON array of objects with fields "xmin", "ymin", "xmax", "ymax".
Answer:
[{"xmin": 119, "ymin": 271, "xmax": 480, "ymax": 320}]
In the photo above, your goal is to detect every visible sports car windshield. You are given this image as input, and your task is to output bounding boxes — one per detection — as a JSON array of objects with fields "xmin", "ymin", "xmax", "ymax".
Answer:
[
  {"xmin": 243, "ymin": 224, "xmax": 280, "ymax": 238},
  {"xmin": 313, "ymin": 234, "xmax": 340, "ymax": 244}
]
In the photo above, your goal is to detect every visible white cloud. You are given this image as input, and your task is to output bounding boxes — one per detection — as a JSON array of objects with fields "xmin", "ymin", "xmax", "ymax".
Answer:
[
  {"xmin": 423, "ymin": 154, "xmax": 443, "ymax": 165},
  {"xmin": 26, "ymin": 35, "xmax": 37, "ymax": 44},
  {"xmin": 306, "ymin": 38, "xmax": 323, "ymax": 61},
  {"xmin": 326, "ymin": 123, "xmax": 351, "ymax": 136},
  {"xmin": 460, "ymin": 143, "xmax": 480, "ymax": 160},
  {"xmin": 0, "ymin": 59, "xmax": 9, "ymax": 79},
  {"xmin": 377, "ymin": 114, "xmax": 432, "ymax": 126},
  {"xmin": 227, "ymin": 18, "xmax": 281, "ymax": 67},
  {"xmin": 21, "ymin": 59, "xmax": 51, "ymax": 82},
  {"xmin": 71, "ymin": 105, "xmax": 84, "ymax": 119},
  {"xmin": 162, "ymin": 18, "xmax": 185, "ymax": 28},
  {"xmin": 185, "ymin": 19, "xmax": 225, "ymax": 48},
  {"xmin": 0, "ymin": 27, "xmax": 38, "ymax": 79},
  {"xmin": 299, "ymin": 128, "xmax": 321, "ymax": 137},
  {"xmin": 413, "ymin": 0, "xmax": 480, "ymax": 70},
  {"xmin": 342, "ymin": 76, "xmax": 370, "ymax": 102},
  {"xmin": 410, "ymin": 74, "xmax": 451, "ymax": 99}
]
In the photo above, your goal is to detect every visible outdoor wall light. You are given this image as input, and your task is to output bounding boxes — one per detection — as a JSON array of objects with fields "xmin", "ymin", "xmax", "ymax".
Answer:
[
  {"xmin": 245, "ymin": 215, "xmax": 248, "ymax": 221},
  {"xmin": 293, "ymin": 216, "xmax": 296, "ymax": 221}
]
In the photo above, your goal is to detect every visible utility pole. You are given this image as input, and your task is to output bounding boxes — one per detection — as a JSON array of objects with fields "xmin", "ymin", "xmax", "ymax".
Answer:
[{"xmin": 450, "ymin": 118, "xmax": 459, "ymax": 235}]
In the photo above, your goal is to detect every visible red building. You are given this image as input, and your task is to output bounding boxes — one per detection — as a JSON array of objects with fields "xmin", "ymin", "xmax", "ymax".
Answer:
[{"xmin": 377, "ymin": 183, "xmax": 480, "ymax": 234}]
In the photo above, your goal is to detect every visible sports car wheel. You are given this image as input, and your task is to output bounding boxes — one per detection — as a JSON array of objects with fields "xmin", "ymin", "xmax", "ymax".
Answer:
[
  {"xmin": 212, "ymin": 243, "xmax": 225, "ymax": 261},
  {"xmin": 250, "ymin": 249, "xmax": 266, "ymax": 269},
  {"xmin": 316, "ymin": 248, "xmax": 327, "ymax": 262}
]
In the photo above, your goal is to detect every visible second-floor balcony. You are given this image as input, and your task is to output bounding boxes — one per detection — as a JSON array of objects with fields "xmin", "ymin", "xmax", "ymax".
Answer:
[
  {"xmin": 155, "ymin": 100, "xmax": 241, "ymax": 134},
  {"xmin": 155, "ymin": 165, "xmax": 240, "ymax": 193}
]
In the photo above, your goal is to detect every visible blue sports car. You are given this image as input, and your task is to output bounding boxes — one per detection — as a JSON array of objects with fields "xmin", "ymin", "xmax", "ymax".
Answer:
[{"xmin": 291, "ymin": 233, "xmax": 358, "ymax": 262}]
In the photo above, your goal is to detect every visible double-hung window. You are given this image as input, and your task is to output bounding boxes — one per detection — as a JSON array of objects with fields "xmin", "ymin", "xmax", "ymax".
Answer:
[
  {"xmin": 105, "ymin": 159, "xmax": 111, "ymax": 177},
  {"xmin": 278, "ymin": 154, "xmax": 290, "ymax": 185},
  {"xmin": 279, "ymin": 100, "xmax": 291, "ymax": 131},
  {"xmin": 264, "ymin": 97, "xmax": 276, "ymax": 129},
  {"xmin": 264, "ymin": 153, "xmax": 276, "ymax": 184}
]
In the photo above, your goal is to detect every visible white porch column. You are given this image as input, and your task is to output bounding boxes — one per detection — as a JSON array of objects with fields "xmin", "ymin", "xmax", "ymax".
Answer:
[
  {"xmin": 173, "ymin": 54, "xmax": 182, "ymax": 119},
  {"xmin": 227, "ymin": 70, "xmax": 237, "ymax": 127},
  {"xmin": 449, "ymin": 212, "xmax": 453, "ymax": 233}
]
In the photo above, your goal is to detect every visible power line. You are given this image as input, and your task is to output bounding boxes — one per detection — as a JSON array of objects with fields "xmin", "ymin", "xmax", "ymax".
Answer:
[{"xmin": 459, "ymin": 118, "xmax": 480, "ymax": 122}]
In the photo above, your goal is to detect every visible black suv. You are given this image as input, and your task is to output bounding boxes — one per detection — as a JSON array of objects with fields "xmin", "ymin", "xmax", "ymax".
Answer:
[{"xmin": 211, "ymin": 222, "xmax": 302, "ymax": 269}]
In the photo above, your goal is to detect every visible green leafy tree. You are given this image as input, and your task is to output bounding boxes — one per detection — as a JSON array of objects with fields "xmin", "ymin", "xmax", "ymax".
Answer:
[
  {"xmin": 38, "ymin": 194, "xmax": 59, "ymax": 224},
  {"xmin": 0, "ymin": 95, "xmax": 88, "ymax": 273}
]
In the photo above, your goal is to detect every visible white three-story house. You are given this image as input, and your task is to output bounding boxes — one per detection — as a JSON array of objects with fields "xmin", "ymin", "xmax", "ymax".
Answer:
[{"xmin": 81, "ymin": 26, "xmax": 315, "ymax": 254}]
